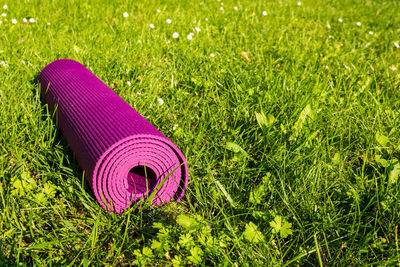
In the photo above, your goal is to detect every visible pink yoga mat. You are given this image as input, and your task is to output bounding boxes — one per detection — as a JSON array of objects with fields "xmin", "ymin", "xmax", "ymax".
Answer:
[{"xmin": 39, "ymin": 59, "xmax": 188, "ymax": 213}]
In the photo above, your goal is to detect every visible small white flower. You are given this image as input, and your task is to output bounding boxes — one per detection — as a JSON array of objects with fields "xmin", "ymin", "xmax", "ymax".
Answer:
[
  {"xmin": 394, "ymin": 42, "xmax": 400, "ymax": 49},
  {"xmin": 327, "ymin": 23, "xmax": 331, "ymax": 29},
  {"xmin": 0, "ymin": 61, "xmax": 8, "ymax": 67},
  {"xmin": 390, "ymin": 65, "xmax": 397, "ymax": 71},
  {"xmin": 205, "ymin": 18, "xmax": 208, "ymax": 21},
  {"xmin": 356, "ymin": 22, "xmax": 361, "ymax": 26},
  {"xmin": 47, "ymin": 22, "xmax": 51, "ymax": 25},
  {"xmin": 137, "ymin": 40, "xmax": 142, "ymax": 43},
  {"xmin": 157, "ymin": 98, "xmax": 164, "ymax": 105},
  {"xmin": 123, "ymin": 12, "xmax": 129, "ymax": 18},
  {"xmin": 3, "ymin": 4, "xmax": 7, "ymax": 9},
  {"xmin": 166, "ymin": 40, "xmax": 170, "ymax": 44},
  {"xmin": 1, "ymin": 13, "xmax": 6, "ymax": 17},
  {"xmin": 195, "ymin": 27, "xmax": 201, "ymax": 32},
  {"xmin": 23, "ymin": 18, "xmax": 27, "ymax": 23},
  {"xmin": 325, "ymin": 65, "xmax": 329, "ymax": 69},
  {"xmin": 0, "ymin": 21, "xmax": 2, "ymax": 24},
  {"xmin": 127, "ymin": 81, "xmax": 131, "ymax": 86},
  {"xmin": 297, "ymin": 2, "xmax": 302, "ymax": 6},
  {"xmin": 11, "ymin": 18, "xmax": 16, "ymax": 24},
  {"xmin": 220, "ymin": 6, "xmax": 223, "ymax": 11},
  {"xmin": 156, "ymin": 9, "xmax": 161, "ymax": 13},
  {"xmin": 29, "ymin": 18, "xmax": 35, "ymax": 23},
  {"xmin": 369, "ymin": 31, "xmax": 373, "ymax": 35},
  {"xmin": 234, "ymin": 6, "xmax": 238, "ymax": 10},
  {"xmin": 149, "ymin": 23, "xmax": 155, "ymax": 29},
  {"xmin": 166, "ymin": 18, "xmax": 171, "ymax": 24},
  {"xmin": 210, "ymin": 53, "xmax": 215, "ymax": 57},
  {"xmin": 187, "ymin": 34, "xmax": 192, "ymax": 40},
  {"xmin": 329, "ymin": 35, "xmax": 332, "ymax": 39},
  {"xmin": 262, "ymin": 11, "xmax": 267, "ymax": 16},
  {"xmin": 172, "ymin": 32, "xmax": 179, "ymax": 38},
  {"xmin": 338, "ymin": 18, "xmax": 343, "ymax": 23},
  {"xmin": 172, "ymin": 124, "xmax": 178, "ymax": 131}
]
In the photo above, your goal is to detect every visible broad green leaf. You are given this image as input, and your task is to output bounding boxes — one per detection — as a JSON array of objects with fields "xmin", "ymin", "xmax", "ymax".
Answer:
[
  {"xmin": 389, "ymin": 163, "xmax": 400, "ymax": 184},
  {"xmin": 188, "ymin": 247, "xmax": 203, "ymax": 264},
  {"xmin": 142, "ymin": 247, "xmax": 153, "ymax": 258},
  {"xmin": 132, "ymin": 249, "xmax": 142, "ymax": 265},
  {"xmin": 178, "ymin": 233, "xmax": 195, "ymax": 248},
  {"xmin": 151, "ymin": 240, "xmax": 162, "ymax": 250},
  {"xmin": 177, "ymin": 214, "xmax": 196, "ymax": 229},
  {"xmin": 255, "ymin": 111, "xmax": 276, "ymax": 128},
  {"xmin": 172, "ymin": 255, "xmax": 183, "ymax": 267},
  {"xmin": 280, "ymin": 221, "xmax": 293, "ymax": 238},
  {"xmin": 151, "ymin": 239, "xmax": 170, "ymax": 256},
  {"xmin": 35, "ymin": 182, "xmax": 60, "ymax": 204},
  {"xmin": 270, "ymin": 215, "xmax": 282, "ymax": 234},
  {"xmin": 375, "ymin": 154, "xmax": 390, "ymax": 168},
  {"xmin": 225, "ymin": 142, "xmax": 251, "ymax": 161},
  {"xmin": 225, "ymin": 142, "xmax": 245, "ymax": 154},
  {"xmin": 176, "ymin": 214, "xmax": 202, "ymax": 230},
  {"xmin": 156, "ymin": 227, "xmax": 171, "ymax": 241},
  {"xmin": 249, "ymin": 190, "xmax": 262, "ymax": 204},
  {"xmin": 243, "ymin": 222, "xmax": 264, "ymax": 243},
  {"xmin": 376, "ymin": 132, "xmax": 390, "ymax": 147},
  {"xmin": 270, "ymin": 215, "xmax": 293, "ymax": 238},
  {"xmin": 249, "ymin": 185, "xmax": 266, "ymax": 204},
  {"xmin": 28, "ymin": 241, "xmax": 58, "ymax": 250},
  {"xmin": 11, "ymin": 171, "xmax": 36, "ymax": 197}
]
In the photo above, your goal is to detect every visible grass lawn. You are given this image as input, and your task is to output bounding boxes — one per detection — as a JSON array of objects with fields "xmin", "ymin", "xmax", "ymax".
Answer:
[{"xmin": 1, "ymin": 0, "xmax": 400, "ymax": 265}]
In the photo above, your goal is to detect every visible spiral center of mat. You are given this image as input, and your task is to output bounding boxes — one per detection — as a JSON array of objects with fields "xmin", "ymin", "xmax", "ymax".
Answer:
[{"xmin": 127, "ymin": 165, "xmax": 157, "ymax": 195}]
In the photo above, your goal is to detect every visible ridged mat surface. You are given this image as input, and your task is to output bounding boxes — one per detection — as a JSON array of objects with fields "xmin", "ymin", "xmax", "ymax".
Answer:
[{"xmin": 38, "ymin": 59, "xmax": 188, "ymax": 213}]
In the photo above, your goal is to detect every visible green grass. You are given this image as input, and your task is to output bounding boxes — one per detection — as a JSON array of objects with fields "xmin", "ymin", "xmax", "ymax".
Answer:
[{"xmin": 1, "ymin": 0, "xmax": 400, "ymax": 265}]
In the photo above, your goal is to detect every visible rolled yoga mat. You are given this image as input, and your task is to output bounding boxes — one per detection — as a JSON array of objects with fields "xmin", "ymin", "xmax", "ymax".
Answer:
[{"xmin": 38, "ymin": 59, "xmax": 188, "ymax": 213}]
